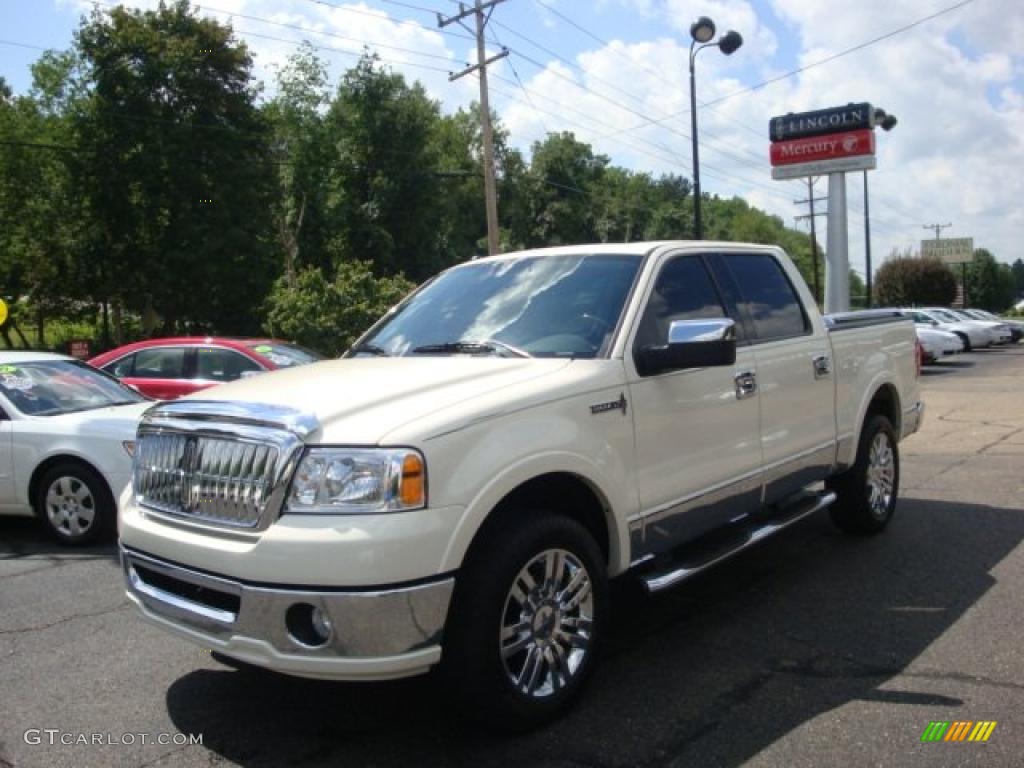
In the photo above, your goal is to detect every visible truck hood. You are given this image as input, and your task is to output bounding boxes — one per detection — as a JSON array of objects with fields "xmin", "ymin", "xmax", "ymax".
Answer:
[{"xmin": 183, "ymin": 357, "xmax": 575, "ymax": 444}]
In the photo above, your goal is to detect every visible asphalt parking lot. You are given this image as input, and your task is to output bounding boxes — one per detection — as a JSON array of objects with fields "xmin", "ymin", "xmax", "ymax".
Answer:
[{"xmin": 2, "ymin": 345, "xmax": 1023, "ymax": 768}]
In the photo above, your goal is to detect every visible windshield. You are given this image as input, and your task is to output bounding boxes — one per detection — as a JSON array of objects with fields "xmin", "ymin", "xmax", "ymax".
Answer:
[
  {"xmin": 355, "ymin": 254, "xmax": 642, "ymax": 359},
  {"xmin": 0, "ymin": 360, "xmax": 146, "ymax": 417},
  {"xmin": 246, "ymin": 342, "xmax": 323, "ymax": 368}
]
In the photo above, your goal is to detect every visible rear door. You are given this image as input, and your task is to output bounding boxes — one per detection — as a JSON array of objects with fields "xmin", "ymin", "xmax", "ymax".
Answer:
[
  {"xmin": 711, "ymin": 251, "xmax": 835, "ymax": 505},
  {"xmin": 627, "ymin": 251, "xmax": 763, "ymax": 558},
  {"xmin": 124, "ymin": 346, "xmax": 195, "ymax": 400}
]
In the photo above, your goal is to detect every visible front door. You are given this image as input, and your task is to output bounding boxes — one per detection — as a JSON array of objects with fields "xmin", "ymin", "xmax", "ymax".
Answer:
[
  {"xmin": 627, "ymin": 252, "xmax": 763, "ymax": 559},
  {"xmin": 0, "ymin": 405, "xmax": 15, "ymax": 507}
]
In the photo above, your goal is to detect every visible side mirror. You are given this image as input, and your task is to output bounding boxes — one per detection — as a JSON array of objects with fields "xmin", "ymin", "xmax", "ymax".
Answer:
[{"xmin": 636, "ymin": 318, "xmax": 737, "ymax": 376}]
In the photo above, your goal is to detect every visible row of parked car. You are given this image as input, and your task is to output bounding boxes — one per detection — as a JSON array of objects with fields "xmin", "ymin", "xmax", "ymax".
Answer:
[
  {"xmin": 0, "ymin": 307, "xmax": 1019, "ymax": 547},
  {"xmin": 0, "ymin": 337, "xmax": 320, "ymax": 545},
  {"xmin": 907, "ymin": 307, "xmax": 1023, "ymax": 363}
]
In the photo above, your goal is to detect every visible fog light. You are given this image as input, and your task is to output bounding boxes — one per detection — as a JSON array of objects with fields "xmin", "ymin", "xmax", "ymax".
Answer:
[{"xmin": 285, "ymin": 603, "xmax": 333, "ymax": 647}]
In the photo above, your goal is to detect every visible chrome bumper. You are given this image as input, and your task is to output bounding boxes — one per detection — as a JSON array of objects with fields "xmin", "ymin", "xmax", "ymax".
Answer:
[
  {"xmin": 903, "ymin": 400, "xmax": 925, "ymax": 438},
  {"xmin": 121, "ymin": 545, "xmax": 454, "ymax": 681}
]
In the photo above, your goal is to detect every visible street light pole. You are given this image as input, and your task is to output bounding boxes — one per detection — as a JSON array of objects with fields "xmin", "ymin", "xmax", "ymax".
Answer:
[
  {"xmin": 688, "ymin": 51, "xmax": 703, "ymax": 240},
  {"xmin": 688, "ymin": 18, "xmax": 742, "ymax": 241}
]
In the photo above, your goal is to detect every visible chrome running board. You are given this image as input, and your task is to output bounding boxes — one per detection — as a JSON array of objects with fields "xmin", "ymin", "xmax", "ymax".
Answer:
[{"xmin": 641, "ymin": 491, "xmax": 837, "ymax": 593}]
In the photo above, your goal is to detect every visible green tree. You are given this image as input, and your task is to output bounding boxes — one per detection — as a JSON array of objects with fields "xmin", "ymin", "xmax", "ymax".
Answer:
[
  {"xmin": 524, "ymin": 132, "xmax": 608, "ymax": 246},
  {"xmin": 325, "ymin": 56, "xmax": 445, "ymax": 281},
  {"xmin": 264, "ymin": 261, "xmax": 413, "ymax": 355},
  {"xmin": 874, "ymin": 251, "xmax": 958, "ymax": 307},
  {"xmin": 264, "ymin": 43, "xmax": 333, "ymax": 283},
  {"xmin": 1011, "ymin": 258, "xmax": 1024, "ymax": 298},
  {"xmin": 72, "ymin": 0, "xmax": 276, "ymax": 336},
  {"xmin": 966, "ymin": 249, "xmax": 1016, "ymax": 311}
]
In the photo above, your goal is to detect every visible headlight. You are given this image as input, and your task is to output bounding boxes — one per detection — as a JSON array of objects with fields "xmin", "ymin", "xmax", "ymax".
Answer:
[{"xmin": 285, "ymin": 448, "xmax": 426, "ymax": 514}]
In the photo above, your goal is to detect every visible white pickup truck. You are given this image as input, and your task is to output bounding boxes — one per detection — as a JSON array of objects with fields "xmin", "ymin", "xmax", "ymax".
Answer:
[{"xmin": 120, "ymin": 242, "xmax": 923, "ymax": 727}]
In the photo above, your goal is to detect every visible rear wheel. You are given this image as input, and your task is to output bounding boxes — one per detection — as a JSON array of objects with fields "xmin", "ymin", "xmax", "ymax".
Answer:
[
  {"xmin": 440, "ymin": 513, "xmax": 607, "ymax": 730},
  {"xmin": 827, "ymin": 415, "xmax": 899, "ymax": 535}
]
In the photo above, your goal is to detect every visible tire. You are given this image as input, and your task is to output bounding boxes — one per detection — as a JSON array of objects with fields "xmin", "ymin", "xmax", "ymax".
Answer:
[
  {"xmin": 955, "ymin": 332, "xmax": 971, "ymax": 352},
  {"xmin": 34, "ymin": 461, "xmax": 115, "ymax": 546},
  {"xmin": 827, "ymin": 415, "xmax": 899, "ymax": 535},
  {"xmin": 440, "ymin": 513, "xmax": 608, "ymax": 731}
]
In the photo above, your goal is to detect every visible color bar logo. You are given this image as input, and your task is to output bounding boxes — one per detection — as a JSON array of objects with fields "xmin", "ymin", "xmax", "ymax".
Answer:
[{"xmin": 921, "ymin": 721, "xmax": 997, "ymax": 742}]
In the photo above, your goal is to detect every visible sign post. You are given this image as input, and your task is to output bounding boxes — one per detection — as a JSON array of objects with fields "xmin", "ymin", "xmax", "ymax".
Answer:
[{"xmin": 825, "ymin": 174, "xmax": 850, "ymax": 312}]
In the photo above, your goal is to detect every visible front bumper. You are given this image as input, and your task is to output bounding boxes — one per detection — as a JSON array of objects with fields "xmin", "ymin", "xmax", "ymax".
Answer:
[{"xmin": 121, "ymin": 545, "xmax": 454, "ymax": 681}]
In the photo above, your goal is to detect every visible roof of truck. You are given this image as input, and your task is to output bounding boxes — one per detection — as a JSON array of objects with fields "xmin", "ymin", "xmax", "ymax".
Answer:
[{"xmin": 474, "ymin": 241, "xmax": 777, "ymax": 260}]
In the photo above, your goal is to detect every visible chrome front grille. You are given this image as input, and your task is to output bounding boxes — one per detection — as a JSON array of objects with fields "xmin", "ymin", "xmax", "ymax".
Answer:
[
  {"xmin": 132, "ymin": 400, "xmax": 318, "ymax": 531},
  {"xmin": 134, "ymin": 433, "xmax": 279, "ymax": 528}
]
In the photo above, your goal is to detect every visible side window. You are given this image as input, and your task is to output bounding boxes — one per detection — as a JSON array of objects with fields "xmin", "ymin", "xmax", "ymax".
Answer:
[
  {"xmin": 725, "ymin": 254, "xmax": 809, "ymax": 342},
  {"xmin": 634, "ymin": 255, "xmax": 727, "ymax": 351},
  {"xmin": 196, "ymin": 348, "xmax": 261, "ymax": 382},
  {"xmin": 133, "ymin": 347, "xmax": 187, "ymax": 379},
  {"xmin": 104, "ymin": 354, "xmax": 135, "ymax": 378}
]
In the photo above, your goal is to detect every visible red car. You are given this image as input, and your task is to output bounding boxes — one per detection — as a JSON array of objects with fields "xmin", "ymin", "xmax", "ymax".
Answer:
[{"xmin": 88, "ymin": 337, "xmax": 322, "ymax": 400}]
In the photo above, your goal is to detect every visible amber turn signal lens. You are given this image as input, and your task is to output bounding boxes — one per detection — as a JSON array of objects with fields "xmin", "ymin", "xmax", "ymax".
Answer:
[{"xmin": 400, "ymin": 453, "xmax": 425, "ymax": 506}]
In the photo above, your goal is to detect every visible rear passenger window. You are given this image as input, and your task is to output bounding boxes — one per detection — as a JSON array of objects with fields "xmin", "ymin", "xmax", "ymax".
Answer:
[
  {"xmin": 725, "ymin": 254, "xmax": 809, "ymax": 341},
  {"xmin": 196, "ymin": 348, "xmax": 261, "ymax": 382},
  {"xmin": 133, "ymin": 347, "xmax": 187, "ymax": 379},
  {"xmin": 104, "ymin": 354, "xmax": 135, "ymax": 378},
  {"xmin": 634, "ymin": 255, "xmax": 727, "ymax": 350}
]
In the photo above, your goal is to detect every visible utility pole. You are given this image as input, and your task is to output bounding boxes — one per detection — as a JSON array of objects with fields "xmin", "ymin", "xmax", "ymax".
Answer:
[
  {"xmin": 923, "ymin": 222, "xmax": 961, "ymax": 305},
  {"xmin": 439, "ymin": 1, "xmax": 508, "ymax": 256},
  {"xmin": 794, "ymin": 177, "xmax": 825, "ymax": 306}
]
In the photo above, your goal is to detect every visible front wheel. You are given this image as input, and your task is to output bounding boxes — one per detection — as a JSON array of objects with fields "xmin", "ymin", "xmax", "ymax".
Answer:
[
  {"xmin": 827, "ymin": 415, "xmax": 899, "ymax": 535},
  {"xmin": 34, "ymin": 462, "xmax": 115, "ymax": 546},
  {"xmin": 440, "ymin": 514, "xmax": 608, "ymax": 730}
]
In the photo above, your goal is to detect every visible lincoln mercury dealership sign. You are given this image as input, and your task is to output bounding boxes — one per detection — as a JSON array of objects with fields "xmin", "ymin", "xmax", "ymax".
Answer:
[
  {"xmin": 769, "ymin": 104, "xmax": 878, "ymax": 180},
  {"xmin": 921, "ymin": 237, "xmax": 974, "ymax": 265}
]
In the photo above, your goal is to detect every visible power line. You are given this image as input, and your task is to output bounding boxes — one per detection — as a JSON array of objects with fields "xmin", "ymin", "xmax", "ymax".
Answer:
[{"xmin": 293, "ymin": 0, "xmax": 474, "ymax": 42}]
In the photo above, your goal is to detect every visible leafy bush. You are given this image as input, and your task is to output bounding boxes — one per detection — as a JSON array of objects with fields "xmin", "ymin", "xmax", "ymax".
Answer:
[
  {"xmin": 874, "ymin": 254, "xmax": 957, "ymax": 307},
  {"xmin": 264, "ymin": 261, "xmax": 415, "ymax": 357}
]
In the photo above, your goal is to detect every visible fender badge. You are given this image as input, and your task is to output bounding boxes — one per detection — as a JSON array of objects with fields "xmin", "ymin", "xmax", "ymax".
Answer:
[{"xmin": 590, "ymin": 393, "xmax": 628, "ymax": 416}]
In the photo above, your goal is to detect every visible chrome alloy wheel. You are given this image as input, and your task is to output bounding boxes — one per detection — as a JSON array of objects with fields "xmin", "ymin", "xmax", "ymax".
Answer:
[
  {"xmin": 866, "ymin": 432, "xmax": 895, "ymax": 518},
  {"xmin": 44, "ymin": 475, "xmax": 96, "ymax": 538},
  {"xmin": 499, "ymin": 548, "xmax": 594, "ymax": 698}
]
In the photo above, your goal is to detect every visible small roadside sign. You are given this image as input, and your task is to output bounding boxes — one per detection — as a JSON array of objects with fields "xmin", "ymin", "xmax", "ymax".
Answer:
[
  {"xmin": 921, "ymin": 238, "xmax": 974, "ymax": 265},
  {"xmin": 771, "ymin": 154, "xmax": 876, "ymax": 180}
]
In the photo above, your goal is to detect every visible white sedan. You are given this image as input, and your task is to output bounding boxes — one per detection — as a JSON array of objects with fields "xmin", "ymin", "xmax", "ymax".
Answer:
[
  {"xmin": 916, "ymin": 326, "xmax": 964, "ymax": 363},
  {"xmin": 903, "ymin": 308, "xmax": 995, "ymax": 350},
  {"xmin": 0, "ymin": 352, "xmax": 150, "ymax": 545}
]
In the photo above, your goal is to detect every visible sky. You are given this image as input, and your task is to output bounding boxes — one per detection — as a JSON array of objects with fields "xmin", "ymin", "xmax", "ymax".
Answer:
[{"xmin": 1, "ymin": 0, "xmax": 1022, "ymax": 276}]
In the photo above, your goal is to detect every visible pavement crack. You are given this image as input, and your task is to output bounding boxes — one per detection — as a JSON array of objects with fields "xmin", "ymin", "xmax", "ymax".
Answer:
[
  {"xmin": 903, "ymin": 668, "xmax": 1024, "ymax": 692},
  {"xmin": 0, "ymin": 603, "xmax": 128, "ymax": 636}
]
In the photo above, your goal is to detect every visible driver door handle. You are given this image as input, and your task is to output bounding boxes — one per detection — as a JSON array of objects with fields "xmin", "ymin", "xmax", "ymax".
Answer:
[{"xmin": 734, "ymin": 370, "xmax": 757, "ymax": 400}]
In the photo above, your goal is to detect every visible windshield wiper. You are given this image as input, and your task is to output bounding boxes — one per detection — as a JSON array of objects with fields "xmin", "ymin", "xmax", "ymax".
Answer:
[
  {"xmin": 352, "ymin": 343, "xmax": 391, "ymax": 357},
  {"xmin": 410, "ymin": 340, "xmax": 531, "ymax": 358}
]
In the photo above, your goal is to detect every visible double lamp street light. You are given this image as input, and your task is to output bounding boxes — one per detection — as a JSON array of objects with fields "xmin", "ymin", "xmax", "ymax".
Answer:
[{"xmin": 689, "ymin": 16, "xmax": 743, "ymax": 240}]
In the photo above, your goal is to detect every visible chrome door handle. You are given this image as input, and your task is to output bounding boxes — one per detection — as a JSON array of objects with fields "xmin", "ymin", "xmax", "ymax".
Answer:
[
  {"xmin": 734, "ymin": 371, "xmax": 757, "ymax": 400},
  {"xmin": 812, "ymin": 354, "xmax": 832, "ymax": 379}
]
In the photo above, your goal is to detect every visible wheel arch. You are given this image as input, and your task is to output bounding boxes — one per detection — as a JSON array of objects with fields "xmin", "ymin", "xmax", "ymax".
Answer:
[
  {"xmin": 442, "ymin": 460, "xmax": 630, "ymax": 578},
  {"xmin": 28, "ymin": 454, "xmax": 113, "ymax": 513}
]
